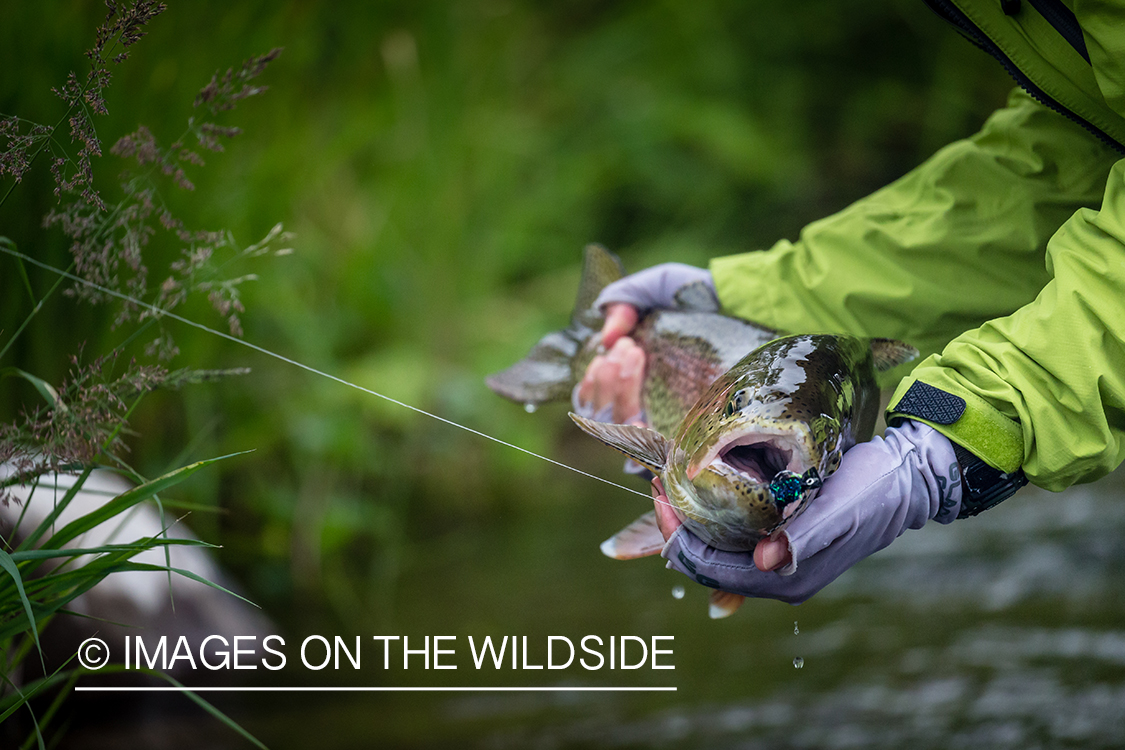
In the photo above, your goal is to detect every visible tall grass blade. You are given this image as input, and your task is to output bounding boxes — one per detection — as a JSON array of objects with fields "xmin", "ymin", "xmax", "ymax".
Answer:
[
  {"xmin": 0, "ymin": 666, "xmax": 71, "ymax": 724},
  {"xmin": 9, "ymin": 537, "xmax": 210, "ymax": 563},
  {"xmin": 153, "ymin": 671, "xmax": 270, "ymax": 750},
  {"xmin": 117, "ymin": 562, "xmax": 259, "ymax": 607},
  {"xmin": 0, "ymin": 367, "xmax": 65, "ymax": 410},
  {"xmin": 0, "ymin": 548, "xmax": 44, "ymax": 670},
  {"xmin": 38, "ymin": 451, "xmax": 252, "ymax": 551},
  {"xmin": 17, "ymin": 670, "xmax": 80, "ymax": 750},
  {"xmin": 14, "ymin": 255, "xmax": 36, "ymax": 305},
  {"xmin": 15, "ymin": 466, "xmax": 94, "ymax": 552},
  {"xmin": 0, "ymin": 243, "xmax": 72, "ymax": 363}
]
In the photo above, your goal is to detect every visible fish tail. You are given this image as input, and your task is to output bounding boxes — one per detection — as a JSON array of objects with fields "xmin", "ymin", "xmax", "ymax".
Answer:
[{"xmin": 485, "ymin": 244, "xmax": 624, "ymax": 405}]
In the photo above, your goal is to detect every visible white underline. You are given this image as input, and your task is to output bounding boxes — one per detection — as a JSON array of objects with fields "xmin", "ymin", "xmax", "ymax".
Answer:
[{"xmin": 75, "ymin": 686, "xmax": 677, "ymax": 692}]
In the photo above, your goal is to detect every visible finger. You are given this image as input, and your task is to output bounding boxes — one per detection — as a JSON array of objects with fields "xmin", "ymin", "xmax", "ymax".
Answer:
[
  {"xmin": 601, "ymin": 304, "xmax": 639, "ymax": 349},
  {"xmin": 604, "ymin": 335, "xmax": 636, "ymax": 360},
  {"xmin": 652, "ymin": 478, "xmax": 681, "ymax": 541},
  {"xmin": 611, "ymin": 341, "xmax": 645, "ymax": 423},
  {"xmin": 590, "ymin": 357, "xmax": 621, "ymax": 411},
  {"xmin": 753, "ymin": 535, "xmax": 792, "ymax": 572},
  {"xmin": 576, "ymin": 354, "xmax": 607, "ymax": 407}
]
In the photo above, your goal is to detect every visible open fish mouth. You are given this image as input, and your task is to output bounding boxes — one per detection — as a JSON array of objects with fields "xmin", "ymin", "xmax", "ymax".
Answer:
[
  {"xmin": 719, "ymin": 441, "xmax": 793, "ymax": 483},
  {"xmin": 693, "ymin": 426, "xmax": 816, "ymax": 485}
]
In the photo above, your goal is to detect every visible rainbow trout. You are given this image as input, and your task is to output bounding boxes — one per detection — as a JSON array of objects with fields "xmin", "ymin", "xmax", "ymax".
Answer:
[{"xmin": 487, "ymin": 245, "xmax": 917, "ymax": 617}]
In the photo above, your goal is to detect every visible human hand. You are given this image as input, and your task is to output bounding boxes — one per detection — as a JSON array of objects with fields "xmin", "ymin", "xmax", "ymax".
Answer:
[
  {"xmin": 573, "ymin": 263, "xmax": 715, "ymax": 424},
  {"xmin": 655, "ymin": 421, "xmax": 964, "ymax": 604},
  {"xmin": 574, "ymin": 334, "xmax": 646, "ymax": 424}
]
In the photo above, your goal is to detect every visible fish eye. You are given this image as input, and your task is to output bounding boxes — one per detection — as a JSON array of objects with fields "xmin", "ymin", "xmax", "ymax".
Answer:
[{"xmin": 725, "ymin": 389, "xmax": 748, "ymax": 418}]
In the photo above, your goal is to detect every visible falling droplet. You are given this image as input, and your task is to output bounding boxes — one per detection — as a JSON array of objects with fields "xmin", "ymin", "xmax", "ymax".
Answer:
[
  {"xmin": 793, "ymin": 621, "xmax": 800, "ymax": 636},
  {"xmin": 671, "ymin": 585, "xmax": 685, "ymax": 600},
  {"xmin": 793, "ymin": 657, "xmax": 804, "ymax": 669},
  {"xmin": 524, "ymin": 402, "xmax": 538, "ymax": 413}
]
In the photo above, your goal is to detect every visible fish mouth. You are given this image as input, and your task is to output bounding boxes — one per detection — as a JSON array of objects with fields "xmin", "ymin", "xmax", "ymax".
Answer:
[
  {"xmin": 690, "ymin": 426, "xmax": 815, "ymax": 484},
  {"xmin": 719, "ymin": 441, "xmax": 793, "ymax": 483}
]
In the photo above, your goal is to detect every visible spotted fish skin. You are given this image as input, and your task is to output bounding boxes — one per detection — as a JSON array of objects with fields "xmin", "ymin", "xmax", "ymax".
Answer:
[{"xmin": 575, "ymin": 306, "xmax": 781, "ymax": 436}]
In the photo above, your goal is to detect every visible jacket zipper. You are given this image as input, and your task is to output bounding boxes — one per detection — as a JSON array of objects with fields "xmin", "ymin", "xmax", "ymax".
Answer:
[
  {"xmin": 923, "ymin": 0, "xmax": 1124, "ymax": 153},
  {"xmin": 1027, "ymin": 0, "xmax": 1089, "ymax": 63}
]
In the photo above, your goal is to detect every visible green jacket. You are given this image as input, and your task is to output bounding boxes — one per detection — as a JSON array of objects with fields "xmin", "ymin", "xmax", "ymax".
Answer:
[{"xmin": 710, "ymin": 0, "xmax": 1125, "ymax": 491}]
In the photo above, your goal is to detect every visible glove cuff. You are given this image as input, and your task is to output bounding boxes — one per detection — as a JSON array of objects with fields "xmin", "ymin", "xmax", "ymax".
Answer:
[
  {"xmin": 888, "ymin": 381, "xmax": 1027, "ymax": 518},
  {"xmin": 950, "ymin": 441, "xmax": 1028, "ymax": 518}
]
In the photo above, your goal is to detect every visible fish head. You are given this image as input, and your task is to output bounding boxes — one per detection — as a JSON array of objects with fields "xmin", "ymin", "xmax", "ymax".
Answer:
[
  {"xmin": 663, "ymin": 336, "xmax": 850, "ymax": 550},
  {"xmin": 666, "ymin": 410, "xmax": 832, "ymax": 551},
  {"xmin": 569, "ymin": 333, "xmax": 905, "ymax": 554}
]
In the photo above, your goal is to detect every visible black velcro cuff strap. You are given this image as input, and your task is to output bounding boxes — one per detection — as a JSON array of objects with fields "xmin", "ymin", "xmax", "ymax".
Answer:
[{"xmin": 893, "ymin": 381, "xmax": 966, "ymax": 424}]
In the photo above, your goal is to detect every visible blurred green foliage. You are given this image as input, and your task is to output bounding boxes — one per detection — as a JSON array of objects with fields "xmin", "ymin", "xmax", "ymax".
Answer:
[{"xmin": 1, "ymin": 0, "xmax": 1012, "ymax": 636}]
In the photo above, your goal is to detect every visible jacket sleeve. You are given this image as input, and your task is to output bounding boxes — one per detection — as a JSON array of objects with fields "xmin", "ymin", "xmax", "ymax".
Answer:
[
  {"xmin": 710, "ymin": 88, "xmax": 1125, "ymax": 490},
  {"xmin": 888, "ymin": 154, "xmax": 1125, "ymax": 491},
  {"xmin": 711, "ymin": 88, "xmax": 1116, "ymax": 372}
]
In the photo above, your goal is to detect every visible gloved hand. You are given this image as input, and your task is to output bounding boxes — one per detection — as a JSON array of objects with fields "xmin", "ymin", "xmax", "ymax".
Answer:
[
  {"xmin": 574, "ymin": 263, "xmax": 715, "ymax": 424},
  {"xmin": 656, "ymin": 420, "xmax": 964, "ymax": 604},
  {"xmin": 592, "ymin": 262, "xmax": 715, "ymax": 327}
]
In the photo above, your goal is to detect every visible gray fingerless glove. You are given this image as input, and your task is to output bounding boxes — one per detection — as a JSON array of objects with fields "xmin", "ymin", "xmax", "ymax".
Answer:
[
  {"xmin": 593, "ymin": 263, "xmax": 715, "ymax": 313},
  {"xmin": 661, "ymin": 421, "xmax": 963, "ymax": 604}
]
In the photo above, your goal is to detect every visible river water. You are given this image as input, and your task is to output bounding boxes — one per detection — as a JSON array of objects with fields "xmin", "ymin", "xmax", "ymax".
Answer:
[
  {"xmin": 217, "ymin": 461, "xmax": 1125, "ymax": 749},
  {"xmin": 47, "ymin": 437, "xmax": 1125, "ymax": 749}
]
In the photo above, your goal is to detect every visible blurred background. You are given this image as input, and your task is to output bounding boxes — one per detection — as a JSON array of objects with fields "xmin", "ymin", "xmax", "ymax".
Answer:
[{"xmin": 4, "ymin": 1, "xmax": 1123, "ymax": 748}]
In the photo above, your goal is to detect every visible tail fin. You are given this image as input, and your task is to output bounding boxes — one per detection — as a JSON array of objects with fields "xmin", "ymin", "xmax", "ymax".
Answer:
[{"xmin": 485, "ymin": 244, "xmax": 625, "ymax": 405}]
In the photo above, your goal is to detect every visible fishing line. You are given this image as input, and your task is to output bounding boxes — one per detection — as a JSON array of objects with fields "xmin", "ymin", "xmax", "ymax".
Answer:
[{"xmin": 2, "ymin": 247, "xmax": 662, "ymax": 504}]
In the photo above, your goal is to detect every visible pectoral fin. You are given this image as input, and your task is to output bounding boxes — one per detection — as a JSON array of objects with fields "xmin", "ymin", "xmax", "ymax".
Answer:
[
  {"xmin": 568, "ymin": 413, "xmax": 669, "ymax": 473},
  {"xmin": 600, "ymin": 511, "xmax": 665, "ymax": 560},
  {"xmin": 708, "ymin": 590, "xmax": 746, "ymax": 619}
]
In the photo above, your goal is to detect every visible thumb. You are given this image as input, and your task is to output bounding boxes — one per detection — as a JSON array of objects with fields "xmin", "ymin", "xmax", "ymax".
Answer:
[{"xmin": 754, "ymin": 534, "xmax": 792, "ymax": 572}]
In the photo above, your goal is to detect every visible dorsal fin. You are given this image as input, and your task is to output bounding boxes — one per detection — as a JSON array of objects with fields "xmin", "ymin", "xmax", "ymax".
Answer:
[
  {"xmin": 672, "ymin": 280, "xmax": 720, "ymax": 313},
  {"xmin": 870, "ymin": 338, "xmax": 919, "ymax": 372},
  {"xmin": 599, "ymin": 511, "xmax": 665, "ymax": 559},
  {"xmin": 568, "ymin": 413, "xmax": 669, "ymax": 473},
  {"xmin": 572, "ymin": 244, "xmax": 625, "ymax": 329}
]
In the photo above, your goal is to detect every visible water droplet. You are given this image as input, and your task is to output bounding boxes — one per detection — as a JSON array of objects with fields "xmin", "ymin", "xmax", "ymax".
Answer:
[
  {"xmin": 793, "ymin": 657, "xmax": 804, "ymax": 669},
  {"xmin": 524, "ymin": 402, "xmax": 538, "ymax": 413},
  {"xmin": 793, "ymin": 621, "xmax": 800, "ymax": 636},
  {"xmin": 671, "ymin": 585, "xmax": 685, "ymax": 600}
]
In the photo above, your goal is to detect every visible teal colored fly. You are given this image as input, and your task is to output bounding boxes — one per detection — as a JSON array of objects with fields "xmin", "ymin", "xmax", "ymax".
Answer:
[{"xmin": 769, "ymin": 468, "xmax": 823, "ymax": 510}]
